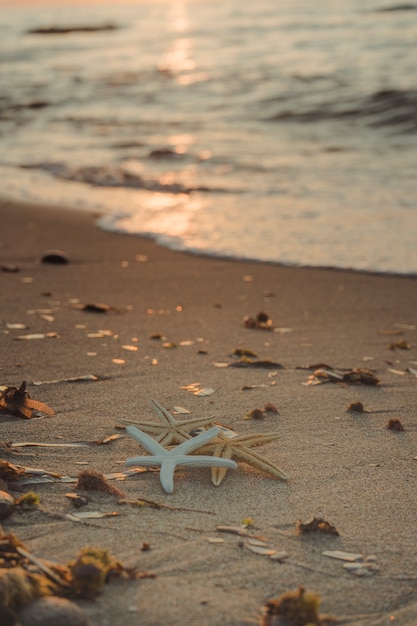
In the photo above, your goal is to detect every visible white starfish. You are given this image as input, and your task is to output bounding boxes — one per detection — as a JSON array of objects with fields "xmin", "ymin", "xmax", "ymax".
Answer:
[
  {"xmin": 120, "ymin": 398, "xmax": 217, "ymax": 445},
  {"xmin": 125, "ymin": 425, "xmax": 237, "ymax": 493}
]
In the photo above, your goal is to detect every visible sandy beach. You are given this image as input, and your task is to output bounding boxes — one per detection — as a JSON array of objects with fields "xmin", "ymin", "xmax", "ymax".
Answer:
[{"xmin": 1, "ymin": 197, "xmax": 417, "ymax": 626}]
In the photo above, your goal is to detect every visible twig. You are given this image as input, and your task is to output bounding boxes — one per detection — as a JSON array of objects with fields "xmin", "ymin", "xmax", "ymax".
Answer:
[{"xmin": 118, "ymin": 498, "xmax": 215, "ymax": 515}]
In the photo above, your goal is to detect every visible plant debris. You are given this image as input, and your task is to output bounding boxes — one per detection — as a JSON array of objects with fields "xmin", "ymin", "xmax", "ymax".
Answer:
[
  {"xmin": 75, "ymin": 470, "xmax": 126, "ymax": 498},
  {"xmin": 73, "ymin": 302, "xmax": 118, "ymax": 313},
  {"xmin": 304, "ymin": 367, "xmax": 380, "ymax": 386},
  {"xmin": 244, "ymin": 408, "xmax": 265, "ymax": 420},
  {"xmin": 232, "ymin": 348, "xmax": 258, "ymax": 358},
  {"xmin": 0, "ymin": 382, "xmax": 55, "ymax": 419},
  {"xmin": 32, "ymin": 374, "xmax": 101, "ymax": 385},
  {"xmin": 0, "ymin": 529, "xmax": 147, "ymax": 624},
  {"xmin": 11, "ymin": 434, "xmax": 122, "ymax": 448},
  {"xmin": 118, "ymin": 498, "xmax": 215, "ymax": 515},
  {"xmin": 0, "ymin": 461, "xmax": 25, "ymax": 484},
  {"xmin": 243, "ymin": 311, "xmax": 274, "ymax": 331},
  {"xmin": 386, "ymin": 418, "xmax": 405, "ymax": 432},
  {"xmin": 347, "ymin": 401, "xmax": 367, "ymax": 413},
  {"xmin": 228, "ymin": 358, "xmax": 284, "ymax": 369},
  {"xmin": 0, "ymin": 490, "xmax": 15, "ymax": 520},
  {"xmin": 15, "ymin": 332, "xmax": 59, "ymax": 340},
  {"xmin": 296, "ymin": 516, "xmax": 339, "ymax": 536},
  {"xmin": 262, "ymin": 586, "xmax": 328, "ymax": 626},
  {"xmin": 181, "ymin": 382, "xmax": 216, "ymax": 396},
  {"xmin": 65, "ymin": 493, "xmax": 89, "ymax": 508},
  {"xmin": 388, "ymin": 339, "xmax": 411, "ymax": 350}
]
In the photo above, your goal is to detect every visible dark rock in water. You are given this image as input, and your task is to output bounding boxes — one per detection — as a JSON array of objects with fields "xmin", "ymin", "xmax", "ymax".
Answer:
[
  {"xmin": 41, "ymin": 250, "xmax": 69, "ymax": 264},
  {"xmin": 18, "ymin": 597, "xmax": 90, "ymax": 626},
  {"xmin": 27, "ymin": 24, "xmax": 118, "ymax": 35},
  {"xmin": 377, "ymin": 4, "xmax": 417, "ymax": 11},
  {"xmin": 0, "ymin": 490, "xmax": 15, "ymax": 520}
]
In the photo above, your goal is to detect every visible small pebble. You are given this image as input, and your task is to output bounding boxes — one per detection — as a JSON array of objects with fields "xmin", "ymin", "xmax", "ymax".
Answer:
[
  {"xmin": 18, "ymin": 597, "xmax": 89, "ymax": 626},
  {"xmin": 41, "ymin": 250, "xmax": 69, "ymax": 264}
]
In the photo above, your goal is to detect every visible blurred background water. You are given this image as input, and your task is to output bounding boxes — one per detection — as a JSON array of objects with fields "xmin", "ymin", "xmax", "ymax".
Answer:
[{"xmin": 1, "ymin": 0, "xmax": 416, "ymax": 273}]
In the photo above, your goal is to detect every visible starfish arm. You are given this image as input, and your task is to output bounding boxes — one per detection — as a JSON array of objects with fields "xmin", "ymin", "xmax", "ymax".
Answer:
[
  {"xmin": 124, "ymin": 454, "xmax": 164, "ymax": 468},
  {"xmin": 211, "ymin": 446, "xmax": 234, "ymax": 487},
  {"xmin": 175, "ymin": 455, "xmax": 237, "ymax": 469},
  {"xmin": 233, "ymin": 447, "xmax": 289, "ymax": 480},
  {"xmin": 173, "ymin": 427, "xmax": 221, "ymax": 455},
  {"xmin": 160, "ymin": 457, "xmax": 177, "ymax": 493},
  {"xmin": 126, "ymin": 425, "xmax": 167, "ymax": 456},
  {"xmin": 150, "ymin": 398, "xmax": 176, "ymax": 425},
  {"xmin": 230, "ymin": 433, "xmax": 282, "ymax": 447}
]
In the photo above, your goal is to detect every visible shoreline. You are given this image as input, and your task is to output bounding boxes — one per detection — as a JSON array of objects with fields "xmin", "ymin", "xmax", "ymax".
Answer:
[
  {"xmin": 2, "ymin": 194, "xmax": 417, "ymax": 280},
  {"xmin": 1, "ymin": 196, "xmax": 417, "ymax": 626}
]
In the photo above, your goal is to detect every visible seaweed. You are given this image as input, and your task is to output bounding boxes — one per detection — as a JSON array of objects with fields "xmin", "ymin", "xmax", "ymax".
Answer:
[{"xmin": 0, "ymin": 382, "xmax": 55, "ymax": 419}]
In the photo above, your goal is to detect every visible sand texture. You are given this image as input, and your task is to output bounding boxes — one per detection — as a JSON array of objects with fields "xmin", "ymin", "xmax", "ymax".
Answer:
[{"xmin": 1, "ymin": 198, "xmax": 417, "ymax": 625}]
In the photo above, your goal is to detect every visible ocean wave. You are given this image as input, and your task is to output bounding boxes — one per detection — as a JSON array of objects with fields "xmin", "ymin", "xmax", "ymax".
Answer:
[
  {"xmin": 266, "ymin": 88, "xmax": 417, "ymax": 131},
  {"xmin": 19, "ymin": 163, "xmax": 227, "ymax": 194}
]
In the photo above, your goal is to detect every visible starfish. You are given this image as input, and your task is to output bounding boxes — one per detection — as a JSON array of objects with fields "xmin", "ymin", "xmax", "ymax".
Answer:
[
  {"xmin": 119, "ymin": 398, "xmax": 217, "ymax": 446},
  {"xmin": 124, "ymin": 425, "xmax": 237, "ymax": 493},
  {"xmin": 197, "ymin": 432, "xmax": 289, "ymax": 486}
]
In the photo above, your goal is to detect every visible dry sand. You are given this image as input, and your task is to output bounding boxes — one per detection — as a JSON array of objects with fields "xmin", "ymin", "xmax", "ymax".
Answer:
[{"xmin": 1, "ymin": 197, "xmax": 417, "ymax": 625}]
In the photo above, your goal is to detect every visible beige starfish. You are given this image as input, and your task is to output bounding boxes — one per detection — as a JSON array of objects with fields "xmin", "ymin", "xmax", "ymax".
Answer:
[
  {"xmin": 119, "ymin": 398, "xmax": 217, "ymax": 446},
  {"xmin": 197, "ymin": 432, "xmax": 289, "ymax": 486}
]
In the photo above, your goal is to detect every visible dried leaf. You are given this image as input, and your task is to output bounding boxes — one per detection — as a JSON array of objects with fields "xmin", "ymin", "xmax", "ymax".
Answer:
[
  {"xmin": 121, "ymin": 345, "xmax": 138, "ymax": 351},
  {"xmin": 32, "ymin": 374, "xmax": 100, "ymax": 385},
  {"xmin": 0, "ymin": 381, "xmax": 55, "ymax": 419}
]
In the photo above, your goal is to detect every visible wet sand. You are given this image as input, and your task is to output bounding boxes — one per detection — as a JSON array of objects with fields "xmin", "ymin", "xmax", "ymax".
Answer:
[{"xmin": 1, "ymin": 197, "xmax": 417, "ymax": 625}]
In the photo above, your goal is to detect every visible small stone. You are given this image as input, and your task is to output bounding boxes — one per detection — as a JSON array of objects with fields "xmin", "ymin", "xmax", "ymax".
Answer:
[
  {"xmin": 41, "ymin": 250, "xmax": 69, "ymax": 264},
  {"xmin": 18, "ymin": 597, "xmax": 89, "ymax": 626},
  {"xmin": 0, "ymin": 490, "xmax": 15, "ymax": 520}
]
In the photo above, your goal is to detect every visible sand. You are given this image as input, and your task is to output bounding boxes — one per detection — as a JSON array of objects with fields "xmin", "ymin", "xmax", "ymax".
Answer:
[{"xmin": 1, "ymin": 197, "xmax": 417, "ymax": 625}]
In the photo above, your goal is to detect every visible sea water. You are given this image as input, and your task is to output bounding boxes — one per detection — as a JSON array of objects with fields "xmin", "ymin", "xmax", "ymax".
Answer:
[{"xmin": 1, "ymin": 0, "xmax": 417, "ymax": 274}]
